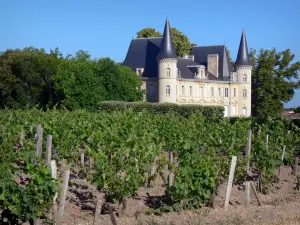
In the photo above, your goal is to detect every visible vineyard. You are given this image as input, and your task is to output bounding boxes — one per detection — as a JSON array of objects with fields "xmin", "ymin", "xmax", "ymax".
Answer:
[{"xmin": 0, "ymin": 108, "xmax": 300, "ymax": 224}]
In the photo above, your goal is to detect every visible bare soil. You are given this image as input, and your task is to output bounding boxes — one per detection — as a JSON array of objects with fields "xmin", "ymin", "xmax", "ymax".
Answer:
[{"xmin": 57, "ymin": 165, "xmax": 300, "ymax": 225}]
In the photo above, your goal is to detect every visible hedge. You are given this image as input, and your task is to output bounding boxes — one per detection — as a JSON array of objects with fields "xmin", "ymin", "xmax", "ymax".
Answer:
[{"xmin": 97, "ymin": 101, "xmax": 224, "ymax": 119}]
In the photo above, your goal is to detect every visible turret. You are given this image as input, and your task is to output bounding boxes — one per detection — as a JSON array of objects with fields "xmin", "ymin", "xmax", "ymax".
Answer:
[
  {"xmin": 235, "ymin": 30, "xmax": 252, "ymax": 117},
  {"xmin": 157, "ymin": 18, "xmax": 178, "ymax": 103}
]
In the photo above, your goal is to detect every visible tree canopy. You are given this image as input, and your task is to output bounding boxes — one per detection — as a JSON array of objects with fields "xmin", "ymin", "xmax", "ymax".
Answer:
[
  {"xmin": 250, "ymin": 48, "xmax": 300, "ymax": 118},
  {"xmin": 0, "ymin": 47, "xmax": 143, "ymax": 110},
  {"xmin": 136, "ymin": 27, "xmax": 196, "ymax": 56}
]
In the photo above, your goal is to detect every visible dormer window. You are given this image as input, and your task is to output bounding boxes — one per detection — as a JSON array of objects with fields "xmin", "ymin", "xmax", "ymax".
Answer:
[
  {"xmin": 136, "ymin": 68, "xmax": 144, "ymax": 75},
  {"xmin": 177, "ymin": 69, "xmax": 181, "ymax": 78},
  {"xmin": 166, "ymin": 68, "xmax": 170, "ymax": 78},
  {"xmin": 201, "ymin": 70, "xmax": 204, "ymax": 77}
]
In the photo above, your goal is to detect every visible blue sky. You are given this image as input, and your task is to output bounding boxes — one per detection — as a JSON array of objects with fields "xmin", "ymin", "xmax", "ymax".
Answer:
[{"xmin": 1, "ymin": 0, "xmax": 299, "ymax": 107}]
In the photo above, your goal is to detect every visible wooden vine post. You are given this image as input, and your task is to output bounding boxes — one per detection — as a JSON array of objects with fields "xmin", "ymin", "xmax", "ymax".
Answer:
[
  {"xmin": 46, "ymin": 135, "xmax": 52, "ymax": 166},
  {"xmin": 246, "ymin": 130, "xmax": 252, "ymax": 174},
  {"xmin": 168, "ymin": 152, "xmax": 174, "ymax": 189},
  {"xmin": 281, "ymin": 145, "xmax": 286, "ymax": 162},
  {"xmin": 245, "ymin": 181, "xmax": 250, "ymax": 208},
  {"xmin": 293, "ymin": 157, "xmax": 299, "ymax": 176},
  {"xmin": 81, "ymin": 152, "xmax": 85, "ymax": 167},
  {"xmin": 50, "ymin": 160, "xmax": 58, "ymax": 223},
  {"xmin": 57, "ymin": 170, "xmax": 70, "ymax": 225},
  {"xmin": 93, "ymin": 200, "xmax": 103, "ymax": 225},
  {"xmin": 36, "ymin": 124, "xmax": 43, "ymax": 158},
  {"xmin": 224, "ymin": 156, "xmax": 237, "ymax": 210}
]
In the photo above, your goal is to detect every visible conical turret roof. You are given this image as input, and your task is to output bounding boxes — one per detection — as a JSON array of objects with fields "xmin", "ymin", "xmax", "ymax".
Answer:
[
  {"xmin": 235, "ymin": 30, "xmax": 251, "ymax": 66},
  {"xmin": 157, "ymin": 18, "xmax": 177, "ymax": 60}
]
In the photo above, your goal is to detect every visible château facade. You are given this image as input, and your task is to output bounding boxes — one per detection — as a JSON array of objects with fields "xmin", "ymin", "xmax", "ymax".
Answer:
[{"xmin": 123, "ymin": 19, "xmax": 252, "ymax": 117}]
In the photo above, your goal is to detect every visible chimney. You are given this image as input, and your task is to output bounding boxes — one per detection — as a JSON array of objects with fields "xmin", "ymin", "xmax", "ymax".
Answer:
[{"xmin": 207, "ymin": 54, "xmax": 219, "ymax": 77}]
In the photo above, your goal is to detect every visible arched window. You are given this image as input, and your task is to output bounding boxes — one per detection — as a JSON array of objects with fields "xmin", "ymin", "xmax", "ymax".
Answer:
[
  {"xmin": 181, "ymin": 86, "xmax": 185, "ymax": 96},
  {"xmin": 166, "ymin": 68, "xmax": 170, "ymax": 78},
  {"xmin": 243, "ymin": 89, "xmax": 247, "ymax": 98},
  {"xmin": 166, "ymin": 85, "xmax": 170, "ymax": 95},
  {"xmin": 189, "ymin": 86, "xmax": 193, "ymax": 96},
  {"xmin": 243, "ymin": 74, "xmax": 247, "ymax": 82},
  {"xmin": 242, "ymin": 107, "xmax": 247, "ymax": 116}
]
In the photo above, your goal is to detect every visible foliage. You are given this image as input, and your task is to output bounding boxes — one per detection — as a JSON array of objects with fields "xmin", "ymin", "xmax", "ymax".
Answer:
[
  {"xmin": 137, "ymin": 28, "xmax": 162, "ymax": 38},
  {"xmin": 94, "ymin": 58, "xmax": 144, "ymax": 102},
  {"xmin": 0, "ymin": 126, "xmax": 58, "ymax": 223},
  {"xmin": 0, "ymin": 48, "xmax": 143, "ymax": 110},
  {"xmin": 250, "ymin": 48, "xmax": 300, "ymax": 118},
  {"xmin": 97, "ymin": 101, "xmax": 224, "ymax": 119},
  {"xmin": 136, "ymin": 28, "xmax": 196, "ymax": 56},
  {"xmin": 1, "ymin": 108, "xmax": 300, "ymax": 216},
  {"xmin": 54, "ymin": 55, "xmax": 106, "ymax": 110},
  {"xmin": 225, "ymin": 47, "xmax": 235, "ymax": 67},
  {"xmin": 0, "ymin": 47, "xmax": 63, "ymax": 109}
]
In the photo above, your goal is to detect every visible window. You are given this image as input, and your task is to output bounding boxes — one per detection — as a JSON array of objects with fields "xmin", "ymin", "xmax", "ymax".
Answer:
[
  {"xmin": 243, "ymin": 74, "xmax": 247, "ymax": 82},
  {"xmin": 200, "ymin": 87, "xmax": 204, "ymax": 96},
  {"xmin": 177, "ymin": 69, "xmax": 181, "ymax": 77},
  {"xmin": 189, "ymin": 86, "xmax": 193, "ymax": 96},
  {"xmin": 211, "ymin": 87, "xmax": 214, "ymax": 97},
  {"xmin": 166, "ymin": 68, "xmax": 170, "ymax": 78},
  {"xmin": 242, "ymin": 107, "xmax": 247, "ymax": 116},
  {"xmin": 233, "ymin": 88, "xmax": 236, "ymax": 97},
  {"xmin": 136, "ymin": 68, "xmax": 142, "ymax": 75},
  {"xmin": 218, "ymin": 88, "xmax": 221, "ymax": 97},
  {"xmin": 166, "ymin": 85, "xmax": 170, "ymax": 95},
  {"xmin": 225, "ymin": 88, "xmax": 228, "ymax": 97},
  {"xmin": 232, "ymin": 73, "xmax": 236, "ymax": 81},
  {"xmin": 243, "ymin": 89, "xmax": 247, "ymax": 98},
  {"xmin": 201, "ymin": 70, "xmax": 204, "ymax": 77},
  {"xmin": 181, "ymin": 86, "xmax": 185, "ymax": 96}
]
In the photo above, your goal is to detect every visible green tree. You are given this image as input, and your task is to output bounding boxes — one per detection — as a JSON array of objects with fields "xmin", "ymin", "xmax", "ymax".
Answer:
[
  {"xmin": 94, "ymin": 57, "xmax": 144, "ymax": 101},
  {"xmin": 136, "ymin": 28, "xmax": 196, "ymax": 56},
  {"xmin": 137, "ymin": 28, "xmax": 162, "ymax": 38},
  {"xmin": 53, "ymin": 52, "xmax": 106, "ymax": 110},
  {"xmin": 250, "ymin": 48, "xmax": 300, "ymax": 118},
  {"xmin": 225, "ymin": 47, "xmax": 235, "ymax": 67},
  {"xmin": 0, "ymin": 47, "xmax": 62, "ymax": 109}
]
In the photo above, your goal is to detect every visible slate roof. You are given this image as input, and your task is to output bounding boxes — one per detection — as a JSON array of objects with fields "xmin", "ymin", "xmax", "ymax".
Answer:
[
  {"xmin": 123, "ymin": 38, "xmax": 161, "ymax": 78},
  {"xmin": 123, "ymin": 39, "xmax": 234, "ymax": 80},
  {"xmin": 157, "ymin": 19, "xmax": 177, "ymax": 59},
  {"xmin": 235, "ymin": 31, "xmax": 252, "ymax": 66},
  {"xmin": 191, "ymin": 45, "xmax": 234, "ymax": 80}
]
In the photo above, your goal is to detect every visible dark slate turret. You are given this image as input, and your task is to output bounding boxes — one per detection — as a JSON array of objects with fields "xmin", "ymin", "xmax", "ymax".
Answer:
[
  {"xmin": 235, "ymin": 30, "xmax": 251, "ymax": 66},
  {"xmin": 157, "ymin": 18, "xmax": 177, "ymax": 60}
]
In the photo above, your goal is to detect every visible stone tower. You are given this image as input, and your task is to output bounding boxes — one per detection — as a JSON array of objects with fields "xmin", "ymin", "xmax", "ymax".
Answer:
[
  {"xmin": 157, "ymin": 18, "xmax": 178, "ymax": 103},
  {"xmin": 235, "ymin": 30, "xmax": 252, "ymax": 117}
]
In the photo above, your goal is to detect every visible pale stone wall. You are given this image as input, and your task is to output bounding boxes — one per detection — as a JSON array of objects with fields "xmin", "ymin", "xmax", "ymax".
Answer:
[
  {"xmin": 236, "ymin": 65, "xmax": 252, "ymax": 117},
  {"xmin": 157, "ymin": 59, "xmax": 178, "ymax": 103},
  {"xmin": 141, "ymin": 63, "xmax": 252, "ymax": 117}
]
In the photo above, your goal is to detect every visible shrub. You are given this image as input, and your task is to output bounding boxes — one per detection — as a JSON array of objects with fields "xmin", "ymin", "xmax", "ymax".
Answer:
[{"xmin": 97, "ymin": 101, "xmax": 224, "ymax": 119}]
